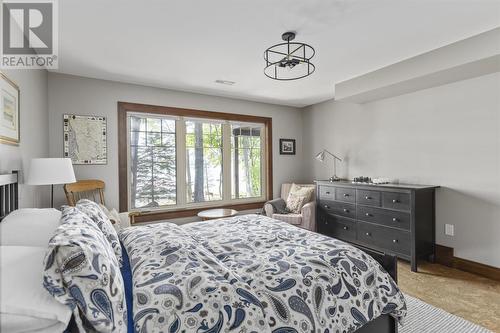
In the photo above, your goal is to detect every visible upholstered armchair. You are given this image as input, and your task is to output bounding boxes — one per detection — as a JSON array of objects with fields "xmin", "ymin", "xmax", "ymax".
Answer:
[{"xmin": 264, "ymin": 183, "xmax": 316, "ymax": 231}]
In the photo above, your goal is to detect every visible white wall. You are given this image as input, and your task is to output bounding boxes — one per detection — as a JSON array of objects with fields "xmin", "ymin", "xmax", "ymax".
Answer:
[
  {"xmin": 48, "ymin": 73, "xmax": 306, "ymax": 209},
  {"xmin": 0, "ymin": 69, "xmax": 49, "ymax": 208},
  {"xmin": 302, "ymin": 72, "xmax": 500, "ymax": 268}
]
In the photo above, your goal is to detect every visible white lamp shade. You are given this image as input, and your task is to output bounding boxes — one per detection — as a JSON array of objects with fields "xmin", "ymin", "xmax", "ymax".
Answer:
[{"xmin": 27, "ymin": 158, "xmax": 76, "ymax": 185}]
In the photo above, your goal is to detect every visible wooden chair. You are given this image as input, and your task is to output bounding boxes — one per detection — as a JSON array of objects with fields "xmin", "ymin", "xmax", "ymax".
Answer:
[
  {"xmin": 64, "ymin": 179, "xmax": 105, "ymax": 206},
  {"xmin": 64, "ymin": 179, "xmax": 135, "ymax": 226}
]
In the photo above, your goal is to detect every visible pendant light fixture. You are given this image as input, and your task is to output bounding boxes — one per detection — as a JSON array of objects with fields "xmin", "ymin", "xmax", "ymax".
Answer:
[{"xmin": 264, "ymin": 31, "xmax": 315, "ymax": 81}]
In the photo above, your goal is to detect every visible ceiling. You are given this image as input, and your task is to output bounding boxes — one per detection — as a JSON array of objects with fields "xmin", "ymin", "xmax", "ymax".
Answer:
[{"xmin": 54, "ymin": 0, "xmax": 500, "ymax": 107}]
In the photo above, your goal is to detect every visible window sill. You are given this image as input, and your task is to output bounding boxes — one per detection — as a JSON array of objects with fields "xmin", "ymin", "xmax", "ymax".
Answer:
[{"xmin": 129, "ymin": 201, "xmax": 265, "ymax": 223}]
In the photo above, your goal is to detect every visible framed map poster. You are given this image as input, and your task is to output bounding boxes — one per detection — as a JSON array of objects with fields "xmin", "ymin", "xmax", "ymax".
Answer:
[
  {"xmin": 63, "ymin": 114, "xmax": 107, "ymax": 164},
  {"xmin": 0, "ymin": 72, "xmax": 20, "ymax": 145}
]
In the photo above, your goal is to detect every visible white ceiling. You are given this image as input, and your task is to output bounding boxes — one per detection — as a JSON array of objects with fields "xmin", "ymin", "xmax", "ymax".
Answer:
[{"xmin": 54, "ymin": 0, "xmax": 500, "ymax": 107}]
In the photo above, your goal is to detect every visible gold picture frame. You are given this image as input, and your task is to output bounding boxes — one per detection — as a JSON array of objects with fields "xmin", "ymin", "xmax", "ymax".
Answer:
[{"xmin": 0, "ymin": 72, "xmax": 20, "ymax": 145}]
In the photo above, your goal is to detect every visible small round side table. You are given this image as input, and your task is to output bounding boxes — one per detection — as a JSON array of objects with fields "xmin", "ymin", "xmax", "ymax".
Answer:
[{"xmin": 197, "ymin": 208, "xmax": 238, "ymax": 221}]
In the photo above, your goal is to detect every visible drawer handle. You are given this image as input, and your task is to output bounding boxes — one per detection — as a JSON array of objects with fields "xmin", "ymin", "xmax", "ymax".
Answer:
[
  {"xmin": 365, "ymin": 196, "xmax": 371, "ymax": 200},
  {"xmin": 392, "ymin": 239, "xmax": 398, "ymax": 243},
  {"xmin": 343, "ymin": 208, "xmax": 349, "ymax": 213},
  {"xmin": 343, "ymin": 193, "xmax": 349, "ymax": 197},
  {"xmin": 365, "ymin": 232, "xmax": 371, "ymax": 236},
  {"xmin": 392, "ymin": 217, "xmax": 398, "ymax": 222},
  {"xmin": 326, "ymin": 191, "xmax": 330, "ymax": 194},
  {"xmin": 324, "ymin": 205, "xmax": 329, "ymax": 209},
  {"xmin": 365, "ymin": 213, "xmax": 371, "ymax": 217},
  {"xmin": 392, "ymin": 199, "xmax": 399, "ymax": 203},
  {"xmin": 343, "ymin": 226, "xmax": 348, "ymax": 230}
]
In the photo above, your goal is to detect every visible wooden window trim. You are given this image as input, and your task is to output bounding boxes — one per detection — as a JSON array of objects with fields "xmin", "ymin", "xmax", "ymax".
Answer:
[
  {"xmin": 130, "ymin": 202, "xmax": 266, "ymax": 223},
  {"xmin": 118, "ymin": 102, "xmax": 273, "ymax": 220}
]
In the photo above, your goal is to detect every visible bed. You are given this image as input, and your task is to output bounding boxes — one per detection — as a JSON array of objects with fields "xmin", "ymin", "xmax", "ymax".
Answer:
[{"xmin": 0, "ymin": 171, "xmax": 406, "ymax": 333}]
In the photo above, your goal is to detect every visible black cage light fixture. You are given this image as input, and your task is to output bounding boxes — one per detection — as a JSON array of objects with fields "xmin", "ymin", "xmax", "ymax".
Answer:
[{"xmin": 264, "ymin": 31, "xmax": 315, "ymax": 81}]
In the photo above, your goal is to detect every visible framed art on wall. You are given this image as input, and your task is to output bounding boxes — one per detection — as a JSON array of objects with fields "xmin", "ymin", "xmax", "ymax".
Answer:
[
  {"xmin": 63, "ymin": 114, "xmax": 107, "ymax": 164},
  {"xmin": 0, "ymin": 73, "xmax": 20, "ymax": 145},
  {"xmin": 279, "ymin": 138, "xmax": 296, "ymax": 155}
]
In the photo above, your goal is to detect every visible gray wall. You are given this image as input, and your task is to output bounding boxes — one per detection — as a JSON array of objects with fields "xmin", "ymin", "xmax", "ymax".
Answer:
[
  {"xmin": 0, "ymin": 70, "xmax": 49, "ymax": 208},
  {"xmin": 302, "ymin": 72, "xmax": 500, "ymax": 268},
  {"xmin": 48, "ymin": 73, "xmax": 306, "ymax": 209},
  {"xmin": 45, "ymin": 71, "xmax": 500, "ymax": 267}
]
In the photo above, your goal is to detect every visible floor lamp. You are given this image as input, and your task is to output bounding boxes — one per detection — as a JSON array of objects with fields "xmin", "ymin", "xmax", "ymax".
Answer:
[{"xmin": 27, "ymin": 158, "xmax": 76, "ymax": 208}]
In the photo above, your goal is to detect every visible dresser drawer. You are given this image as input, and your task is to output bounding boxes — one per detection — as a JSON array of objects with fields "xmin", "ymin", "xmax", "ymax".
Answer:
[
  {"xmin": 357, "ymin": 206, "xmax": 410, "ymax": 230},
  {"xmin": 382, "ymin": 192, "xmax": 411, "ymax": 211},
  {"xmin": 335, "ymin": 187, "xmax": 356, "ymax": 203},
  {"xmin": 319, "ymin": 215, "xmax": 356, "ymax": 242},
  {"xmin": 318, "ymin": 186, "xmax": 335, "ymax": 200},
  {"xmin": 357, "ymin": 222, "xmax": 410, "ymax": 256},
  {"xmin": 356, "ymin": 189, "xmax": 381, "ymax": 207},
  {"xmin": 319, "ymin": 200, "xmax": 356, "ymax": 219}
]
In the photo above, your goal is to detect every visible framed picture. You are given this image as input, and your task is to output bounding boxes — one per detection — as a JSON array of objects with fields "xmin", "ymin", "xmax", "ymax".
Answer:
[
  {"xmin": 0, "ymin": 73, "xmax": 20, "ymax": 145},
  {"xmin": 63, "ymin": 114, "xmax": 107, "ymax": 164},
  {"xmin": 279, "ymin": 138, "xmax": 296, "ymax": 155}
]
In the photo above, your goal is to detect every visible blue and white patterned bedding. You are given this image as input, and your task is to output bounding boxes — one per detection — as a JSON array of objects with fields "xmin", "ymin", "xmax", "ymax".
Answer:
[
  {"xmin": 119, "ymin": 214, "xmax": 407, "ymax": 333},
  {"xmin": 44, "ymin": 206, "xmax": 127, "ymax": 333}
]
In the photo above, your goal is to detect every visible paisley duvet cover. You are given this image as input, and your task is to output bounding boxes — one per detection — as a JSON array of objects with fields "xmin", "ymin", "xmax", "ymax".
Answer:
[{"xmin": 119, "ymin": 214, "xmax": 406, "ymax": 333}]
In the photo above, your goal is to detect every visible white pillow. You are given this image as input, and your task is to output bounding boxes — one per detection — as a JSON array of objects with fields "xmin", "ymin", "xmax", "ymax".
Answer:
[
  {"xmin": 0, "ymin": 246, "xmax": 72, "ymax": 333},
  {"xmin": 0, "ymin": 313, "xmax": 64, "ymax": 333},
  {"xmin": 0, "ymin": 208, "xmax": 61, "ymax": 247},
  {"xmin": 99, "ymin": 204, "xmax": 125, "ymax": 231},
  {"xmin": 285, "ymin": 184, "xmax": 315, "ymax": 213}
]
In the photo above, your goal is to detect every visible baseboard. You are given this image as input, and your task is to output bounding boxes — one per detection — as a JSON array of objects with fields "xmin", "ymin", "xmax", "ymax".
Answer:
[
  {"xmin": 435, "ymin": 244, "xmax": 500, "ymax": 282},
  {"xmin": 435, "ymin": 244, "xmax": 454, "ymax": 266}
]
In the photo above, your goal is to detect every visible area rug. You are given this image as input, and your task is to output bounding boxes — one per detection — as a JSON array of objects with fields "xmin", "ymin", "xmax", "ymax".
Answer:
[{"xmin": 400, "ymin": 294, "xmax": 492, "ymax": 333}]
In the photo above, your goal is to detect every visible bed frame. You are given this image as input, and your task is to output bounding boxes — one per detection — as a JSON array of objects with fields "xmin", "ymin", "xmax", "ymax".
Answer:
[
  {"xmin": 352, "ymin": 243, "xmax": 398, "ymax": 333},
  {"xmin": 0, "ymin": 171, "xmax": 18, "ymax": 222}
]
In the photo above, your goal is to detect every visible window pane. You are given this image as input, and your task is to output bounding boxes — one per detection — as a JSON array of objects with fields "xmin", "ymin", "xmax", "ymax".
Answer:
[
  {"xmin": 231, "ymin": 124, "xmax": 263, "ymax": 199},
  {"xmin": 147, "ymin": 118, "xmax": 161, "ymax": 132},
  {"xmin": 130, "ymin": 131, "xmax": 146, "ymax": 146},
  {"xmin": 162, "ymin": 133, "xmax": 175, "ymax": 146},
  {"xmin": 186, "ymin": 120, "xmax": 223, "ymax": 203},
  {"xmin": 130, "ymin": 116, "xmax": 146, "ymax": 131},
  {"xmin": 129, "ymin": 115, "xmax": 176, "ymax": 209},
  {"xmin": 162, "ymin": 119, "xmax": 175, "ymax": 133},
  {"xmin": 147, "ymin": 132, "xmax": 162, "ymax": 146}
]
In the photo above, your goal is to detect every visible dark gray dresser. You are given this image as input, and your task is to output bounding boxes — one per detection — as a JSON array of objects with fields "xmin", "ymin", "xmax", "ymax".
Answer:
[{"xmin": 316, "ymin": 180, "xmax": 439, "ymax": 271}]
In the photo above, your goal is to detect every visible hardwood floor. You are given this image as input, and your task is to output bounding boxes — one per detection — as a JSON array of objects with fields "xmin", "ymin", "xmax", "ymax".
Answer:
[{"xmin": 398, "ymin": 260, "xmax": 500, "ymax": 332}]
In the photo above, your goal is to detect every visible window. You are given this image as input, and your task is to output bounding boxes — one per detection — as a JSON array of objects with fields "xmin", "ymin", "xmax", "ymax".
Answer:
[
  {"xmin": 231, "ymin": 123, "xmax": 263, "ymax": 199},
  {"xmin": 129, "ymin": 115, "xmax": 176, "ymax": 209},
  {"xmin": 185, "ymin": 120, "xmax": 223, "ymax": 203},
  {"xmin": 119, "ymin": 102, "xmax": 272, "ymax": 220}
]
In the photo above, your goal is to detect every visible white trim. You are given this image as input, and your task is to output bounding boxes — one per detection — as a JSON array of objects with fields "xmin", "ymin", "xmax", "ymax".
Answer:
[
  {"xmin": 222, "ymin": 121, "xmax": 232, "ymax": 202},
  {"xmin": 229, "ymin": 121, "xmax": 265, "ymax": 129},
  {"xmin": 184, "ymin": 117, "xmax": 225, "ymax": 124},
  {"xmin": 260, "ymin": 124, "xmax": 266, "ymax": 199},
  {"xmin": 176, "ymin": 118, "xmax": 186, "ymax": 206},
  {"xmin": 127, "ymin": 111, "xmax": 180, "ymax": 121},
  {"xmin": 126, "ymin": 117, "xmax": 132, "ymax": 209}
]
